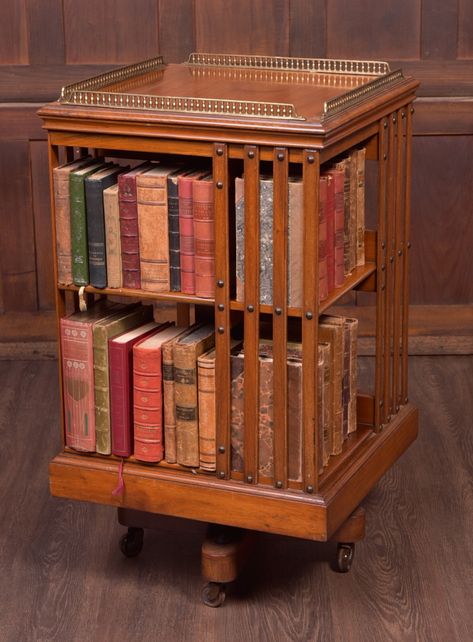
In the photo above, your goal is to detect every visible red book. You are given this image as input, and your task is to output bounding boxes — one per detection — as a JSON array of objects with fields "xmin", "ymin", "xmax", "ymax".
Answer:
[
  {"xmin": 133, "ymin": 325, "xmax": 187, "ymax": 462},
  {"xmin": 325, "ymin": 174, "xmax": 335, "ymax": 293},
  {"xmin": 109, "ymin": 320, "xmax": 163, "ymax": 457},
  {"xmin": 327, "ymin": 167, "xmax": 345, "ymax": 288},
  {"xmin": 193, "ymin": 175, "xmax": 214, "ymax": 299},
  {"xmin": 319, "ymin": 176, "xmax": 328, "ymax": 301},
  {"xmin": 178, "ymin": 171, "xmax": 207, "ymax": 294},
  {"xmin": 118, "ymin": 163, "xmax": 154, "ymax": 289}
]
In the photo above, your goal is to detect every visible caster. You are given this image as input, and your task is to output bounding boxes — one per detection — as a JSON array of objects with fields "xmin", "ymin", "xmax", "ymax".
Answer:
[
  {"xmin": 334, "ymin": 543, "xmax": 355, "ymax": 573},
  {"xmin": 119, "ymin": 527, "xmax": 144, "ymax": 558},
  {"xmin": 201, "ymin": 582, "xmax": 226, "ymax": 607}
]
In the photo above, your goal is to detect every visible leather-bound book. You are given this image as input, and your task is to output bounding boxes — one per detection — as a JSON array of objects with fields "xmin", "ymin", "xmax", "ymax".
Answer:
[
  {"xmin": 103, "ymin": 183, "xmax": 122, "ymax": 288},
  {"xmin": 118, "ymin": 162, "xmax": 154, "ymax": 289},
  {"xmin": 86, "ymin": 165, "xmax": 125, "ymax": 288},
  {"xmin": 318, "ymin": 176, "xmax": 329, "ymax": 302},
  {"xmin": 344, "ymin": 317, "xmax": 358, "ymax": 434},
  {"xmin": 137, "ymin": 165, "xmax": 180, "ymax": 292},
  {"xmin": 235, "ymin": 175, "xmax": 273, "ymax": 304},
  {"xmin": 53, "ymin": 156, "xmax": 93, "ymax": 285},
  {"xmin": 324, "ymin": 173, "xmax": 335, "ymax": 294},
  {"xmin": 133, "ymin": 325, "xmax": 185, "ymax": 462},
  {"xmin": 288, "ymin": 177, "xmax": 303, "ymax": 307},
  {"xmin": 326, "ymin": 167, "xmax": 345, "ymax": 288},
  {"xmin": 167, "ymin": 170, "xmax": 190, "ymax": 292},
  {"xmin": 162, "ymin": 325, "xmax": 200, "ymax": 464},
  {"xmin": 109, "ymin": 320, "xmax": 162, "ymax": 458},
  {"xmin": 319, "ymin": 316, "xmax": 345, "ymax": 455},
  {"xmin": 356, "ymin": 148, "xmax": 366, "ymax": 267},
  {"xmin": 335, "ymin": 156, "xmax": 352, "ymax": 277},
  {"xmin": 319, "ymin": 341, "xmax": 331, "ymax": 468},
  {"xmin": 173, "ymin": 325, "xmax": 215, "ymax": 467},
  {"xmin": 70, "ymin": 160, "xmax": 107, "ymax": 286},
  {"xmin": 60, "ymin": 300, "xmax": 119, "ymax": 452},
  {"xmin": 230, "ymin": 341, "xmax": 304, "ymax": 481},
  {"xmin": 193, "ymin": 175, "xmax": 215, "ymax": 299},
  {"xmin": 317, "ymin": 343, "xmax": 325, "ymax": 474},
  {"xmin": 178, "ymin": 170, "xmax": 208, "ymax": 295},
  {"xmin": 93, "ymin": 304, "xmax": 153, "ymax": 455}
]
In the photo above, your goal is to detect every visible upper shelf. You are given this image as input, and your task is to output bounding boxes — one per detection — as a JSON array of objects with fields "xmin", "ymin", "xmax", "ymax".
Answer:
[{"xmin": 39, "ymin": 53, "xmax": 419, "ymax": 137}]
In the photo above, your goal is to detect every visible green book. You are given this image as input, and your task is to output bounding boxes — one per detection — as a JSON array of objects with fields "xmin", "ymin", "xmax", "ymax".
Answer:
[
  {"xmin": 93, "ymin": 304, "xmax": 154, "ymax": 455},
  {"xmin": 70, "ymin": 160, "xmax": 107, "ymax": 285}
]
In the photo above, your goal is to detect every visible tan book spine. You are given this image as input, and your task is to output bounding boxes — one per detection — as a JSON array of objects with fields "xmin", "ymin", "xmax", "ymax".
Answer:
[
  {"xmin": 317, "ymin": 345, "xmax": 325, "ymax": 474},
  {"xmin": 345, "ymin": 317, "xmax": 359, "ymax": 434},
  {"xmin": 348, "ymin": 152, "xmax": 358, "ymax": 273},
  {"xmin": 197, "ymin": 348, "xmax": 216, "ymax": 470},
  {"xmin": 356, "ymin": 148, "xmax": 366, "ymax": 267},
  {"xmin": 319, "ymin": 342, "xmax": 331, "ymax": 467},
  {"xmin": 288, "ymin": 178, "xmax": 303, "ymax": 308},
  {"xmin": 103, "ymin": 183, "xmax": 122, "ymax": 288},
  {"xmin": 319, "ymin": 316, "xmax": 344, "ymax": 455},
  {"xmin": 174, "ymin": 328, "xmax": 215, "ymax": 467}
]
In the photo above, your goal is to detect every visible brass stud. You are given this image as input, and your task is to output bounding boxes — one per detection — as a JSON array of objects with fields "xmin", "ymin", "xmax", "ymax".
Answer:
[
  {"xmin": 246, "ymin": 475, "xmax": 253, "ymax": 483},
  {"xmin": 247, "ymin": 150, "xmax": 255, "ymax": 159},
  {"xmin": 275, "ymin": 307, "xmax": 282, "ymax": 316},
  {"xmin": 390, "ymin": 256, "xmax": 394, "ymax": 263},
  {"xmin": 276, "ymin": 481, "xmax": 283, "ymax": 489},
  {"xmin": 216, "ymin": 148, "xmax": 224, "ymax": 156},
  {"xmin": 398, "ymin": 249, "xmax": 402, "ymax": 257},
  {"xmin": 401, "ymin": 111, "xmax": 406, "ymax": 119},
  {"xmin": 381, "ymin": 264, "xmax": 386, "ymax": 271},
  {"xmin": 381, "ymin": 241, "xmax": 386, "ymax": 249},
  {"xmin": 218, "ymin": 446, "xmax": 225, "ymax": 454},
  {"xmin": 383, "ymin": 153, "xmax": 387, "ymax": 160},
  {"xmin": 381, "ymin": 284, "xmax": 386, "ymax": 291},
  {"xmin": 218, "ymin": 303, "xmax": 224, "ymax": 311},
  {"xmin": 247, "ymin": 304, "xmax": 254, "ymax": 313},
  {"xmin": 407, "ymin": 241, "xmax": 412, "ymax": 249},
  {"xmin": 379, "ymin": 400, "xmax": 384, "ymax": 407},
  {"xmin": 305, "ymin": 311, "xmax": 313, "ymax": 320},
  {"xmin": 384, "ymin": 120, "xmax": 388, "ymax": 128},
  {"xmin": 219, "ymin": 471, "xmax": 225, "ymax": 479},
  {"xmin": 392, "ymin": 115, "xmax": 397, "ymax": 123},
  {"xmin": 396, "ymin": 405, "xmax": 400, "ymax": 412},
  {"xmin": 306, "ymin": 485, "xmax": 314, "ymax": 494},
  {"xmin": 217, "ymin": 279, "xmax": 224, "ymax": 288},
  {"xmin": 307, "ymin": 155, "xmax": 315, "ymax": 164},
  {"xmin": 410, "ymin": 107, "xmax": 415, "ymax": 114},
  {"xmin": 218, "ymin": 326, "xmax": 224, "ymax": 334},
  {"xmin": 216, "ymin": 180, "xmax": 223, "ymax": 189},
  {"xmin": 277, "ymin": 152, "xmax": 285, "ymax": 161},
  {"xmin": 405, "ymin": 397, "xmax": 408, "ymax": 403}
]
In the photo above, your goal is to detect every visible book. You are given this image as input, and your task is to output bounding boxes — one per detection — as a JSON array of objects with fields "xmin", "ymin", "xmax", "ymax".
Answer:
[
  {"xmin": 319, "ymin": 316, "xmax": 345, "ymax": 455},
  {"xmin": 178, "ymin": 170, "xmax": 208, "ymax": 295},
  {"xmin": 70, "ymin": 160, "xmax": 107, "ymax": 286},
  {"xmin": 167, "ymin": 170, "xmax": 185, "ymax": 292},
  {"xmin": 287, "ymin": 177, "xmax": 303, "ymax": 307},
  {"xmin": 60, "ymin": 300, "xmax": 120, "ymax": 452},
  {"xmin": 86, "ymin": 165, "xmax": 125, "ymax": 288},
  {"xmin": 356, "ymin": 148, "xmax": 366, "ymax": 267},
  {"xmin": 53, "ymin": 156, "xmax": 93, "ymax": 285},
  {"xmin": 137, "ymin": 165, "xmax": 180, "ymax": 292},
  {"xmin": 133, "ymin": 325, "xmax": 185, "ymax": 462},
  {"xmin": 326, "ymin": 167, "xmax": 345, "ymax": 288},
  {"xmin": 109, "ymin": 320, "xmax": 162, "ymax": 458},
  {"xmin": 103, "ymin": 183, "xmax": 122, "ymax": 288},
  {"xmin": 344, "ymin": 317, "xmax": 359, "ymax": 434},
  {"xmin": 162, "ymin": 324, "xmax": 201, "ymax": 464},
  {"xmin": 173, "ymin": 325, "xmax": 215, "ymax": 467},
  {"xmin": 94, "ymin": 304, "xmax": 153, "ymax": 455},
  {"xmin": 318, "ymin": 176, "xmax": 329, "ymax": 302},
  {"xmin": 193, "ymin": 175, "xmax": 215, "ymax": 299},
  {"xmin": 325, "ymin": 174, "xmax": 335, "ymax": 294},
  {"xmin": 319, "ymin": 342, "xmax": 331, "ymax": 468},
  {"xmin": 230, "ymin": 341, "xmax": 304, "ymax": 481},
  {"xmin": 118, "ymin": 162, "xmax": 155, "ymax": 289}
]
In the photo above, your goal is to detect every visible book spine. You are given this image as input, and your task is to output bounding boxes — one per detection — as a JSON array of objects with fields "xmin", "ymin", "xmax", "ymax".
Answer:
[
  {"xmin": 53, "ymin": 167, "xmax": 73, "ymax": 285},
  {"xmin": 193, "ymin": 180, "xmax": 215, "ymax": 299},
  {"xmin": 104, "ymin": 187, "xmax": 122, "ymax": 288},
  {"xmin": 325, "ymin": 175, "xmax": 335, "ymax": 294},
  {"xmin": 197, "ymin": 355, "xmax": 216, "ymax": 470},
  {"xmin": 178, "ymin": 176, "xmax": 196, "ymax": 294},
  {"xmin": 288, "ymin": 180, "xmax": 303, "ymax": 308},
  {"xmin": 86, "ymin": 180, "xmax": 108, "ymax": 288},
  {"xmin": 319, "ymin": 342, "xmax": 331, "ymax": 466},
  {"xmin": 109, "ymin": 341, "xmax": 132, "ymax": 457},
  {"xmin": 167, "ymin": 176, "xmax": 181, "ymax": 292},
  {"xmin": 319, "ymin": 177, "xmax": 328, "ymax": 302},
  {"xmin": 342, "ymin": 321, "xmax": 350, "ymax": 440},
  {"xmin": 93, "ymin": 329, "xmax": 112, "ymax": 455},
  {"xmin": 235, "ymin": 177, "xmax": 245, "ymax": 302},
  {"xmin": 319, "ymin": 320, "xmax": 344, "ymax": 455},
  {"xmin": 162, "ymin": 340, "xmax": 177, "ymax": 463},
  {"xmin": 287, "ymin": 357, "xmax": 303, "ymax": 482},
  {"xmin": 133, "ymin": 345, "xmax": 164, "ymax": 462},
  {"xmin": 336, "ymin": 157, "xmax": 352, "ymax": 277},
  {"xmin": 137, "ymin": 177, "xmax": 170, "ymax": 292},
  {"xmin": 119, "ymin": 174, "xmax": 141, "ymax": 289},
  {"xmin": 70, "ymin": 174, "xmax": 89, "ymax": 286},
  {"xmin": 346, "ymin": 318, "xmax": 358, "ymax": 434},
  {"xmin": 348, "ymin": 152, "xmax": 358, "ymax": 273},
  {"xmin": 230, "ymin": 353, "xmax": 245, "ymax": 472},
  {"xmin": 356, "ymin": 148, "xmax": 366, "ymax": 267},
  {"xmin": 60, "ymin": 318, "xmax": 95, "ymax": 451},
  {"xmin": 259, "ymin": 178, "xmax": 274, "ymax": 304},
  {"xmin": 174, "ymin": 344, "xmax": 200, "ymax": 467},
  {"xmin": 332, "ymin": 170, "xmax": 345, "ymax": 288},
  {"xmin": 317, "ymin": 346, "xmax": 324, "ymax": 474}
]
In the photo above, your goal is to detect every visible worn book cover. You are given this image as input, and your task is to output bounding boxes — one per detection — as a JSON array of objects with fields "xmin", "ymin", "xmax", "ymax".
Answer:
[
  {"xmin": 356, "ymin": 148, "xmax": 366, "ymax": 267},
  {"xmin": 173, "ymin": 325, "xmax": 215, "ymax": 467},
  {"xmin": 167, "ymin": 169, "xmax": 193, "ymax": 292},
  {"xmin": 178, "ymin": 170, "xmax": 208, "ymax": 295},
  {"xmin": 103, "ymin": 183, "xmax": 122, "ymax": 288},
  {"xmin": 326, "ymin": 167, "xmax": 345, "ymax": 288},
  {"xmin": 319, "ymin": 315, "xmax": 345, "ymax": 455},
  {"xmin": 193, "ymin": 176, "xmax": 215, "ymax": 299}
]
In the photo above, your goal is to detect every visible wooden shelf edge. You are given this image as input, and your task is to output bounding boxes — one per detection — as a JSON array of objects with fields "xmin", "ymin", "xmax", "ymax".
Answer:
[{"xmin": 59, "ymin": 284, "xmax": 214, "ymax": 306}]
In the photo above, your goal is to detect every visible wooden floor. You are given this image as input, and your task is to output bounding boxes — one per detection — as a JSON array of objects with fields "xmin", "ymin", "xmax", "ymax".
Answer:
[{"xmin": 0, "ymin": 357, "xmax": 472, "ymax": 641}]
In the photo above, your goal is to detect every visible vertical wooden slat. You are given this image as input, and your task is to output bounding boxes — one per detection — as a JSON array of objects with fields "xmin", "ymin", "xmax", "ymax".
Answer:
[
  {"xmin": 48, "ymin": 139, "xmax": 66, "ymax": 450},
  {"xmin": 272, "ymin": 147, "xmax": 288, "ymax": 489},
  {"xmin": 401, "ymin": 104, "xmax": 413, "ymax": 404},
  {"xmin": 243, "ymin": 145, "xmax": 260, "ymax": 485},
  {"xmin": 375, "ymin": 118, "xmax": 387, "ymax": 430},
  {"xmin": 383, "ymin": 116, "xmax": 395, "ymax": 423},
  {"xmin": 302, "ymin": 150, "xmax": 319, "ymax": 494},
  {"xmin": 392, "ymin": 109, "xmax": 404, "ymax": 414},
  {"xmin": 176, "ymin": 303, "xmax": 190, "ymax": 327},
  {"xmin": 213, "ymin": 143, "xmax": 231, "ymax": 480}
]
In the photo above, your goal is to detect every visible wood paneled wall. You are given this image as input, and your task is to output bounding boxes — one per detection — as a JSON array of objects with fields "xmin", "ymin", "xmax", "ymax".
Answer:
[{"xmin": 1, "ymin": 0, "xmax": 472, "ymax": 330}]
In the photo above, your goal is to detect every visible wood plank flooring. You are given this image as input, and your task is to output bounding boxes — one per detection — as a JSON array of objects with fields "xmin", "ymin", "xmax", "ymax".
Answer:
[{"xmin": 0, "ymin": 357, "xmax": 472, "ymax": 641}]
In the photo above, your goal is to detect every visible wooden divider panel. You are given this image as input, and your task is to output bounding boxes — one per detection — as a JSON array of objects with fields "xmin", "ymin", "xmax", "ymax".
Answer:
[
  {"xmin": 383, "ymin": 116, "xmax": 395, "ymax": 423},
  {"xmin": 392, "ymin": 109, "xmax": 404, "ymax": 415},
  {"xmin": 402, "ymin": 105, "xmax": 414, "ymax": 403},
  {"xmin": 375, "ymin": 119, "xmax": 387, "ymax": 430}
]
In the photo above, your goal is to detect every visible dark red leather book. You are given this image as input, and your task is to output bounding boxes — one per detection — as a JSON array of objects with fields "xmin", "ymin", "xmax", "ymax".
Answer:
[
  {"xmin": 109, "ymin": 320, "xmax": 162, "ymax": 457},
  {"xmin": 193, "ymin": 175, "xmax": 214, "ymax": 299},
  {"xmin": 133, "ymin": 325, "xmax": 185, "ymax": 462},
  {"xmin": 325, "ymin": 173, "xmax": 335, "ymax": 294},
  {"xmin": 118, "ymin": 163, "xmax": 154, "ymax": 289},
  {"xmin": 327, "ymin": 167, "xmax": 345, "ymax": 288},
  {"xmin": 178, "ymin": 171, "xmax": 207, "ymax": 294},
  {"xmin": 319, "ymin": 175, "xmax": 328, "ymax": 301}
]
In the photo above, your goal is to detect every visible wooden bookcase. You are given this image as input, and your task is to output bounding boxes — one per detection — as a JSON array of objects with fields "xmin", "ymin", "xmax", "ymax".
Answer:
[{"xmin": 39, "ymin": 54, "xmax": 419, "ymax": 605}]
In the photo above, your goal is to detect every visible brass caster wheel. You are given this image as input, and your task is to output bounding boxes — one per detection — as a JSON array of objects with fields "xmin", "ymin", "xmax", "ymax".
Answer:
[
  {"xmin": 119, "ymin": 527, "xmax": 144, "ymax": 558},
  {"xmin": 202, "ymin": 582, "xmax": 226, "ymax": 607},
  {"xmin": 335, "ymin": 543, "xmax": 355, "ymax": 573}
]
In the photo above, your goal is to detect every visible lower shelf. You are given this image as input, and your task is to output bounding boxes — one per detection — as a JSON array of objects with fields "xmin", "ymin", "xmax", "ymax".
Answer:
[{"xmin": 49, "ymin": 404, "xmax": 418, "ymax": 541}]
